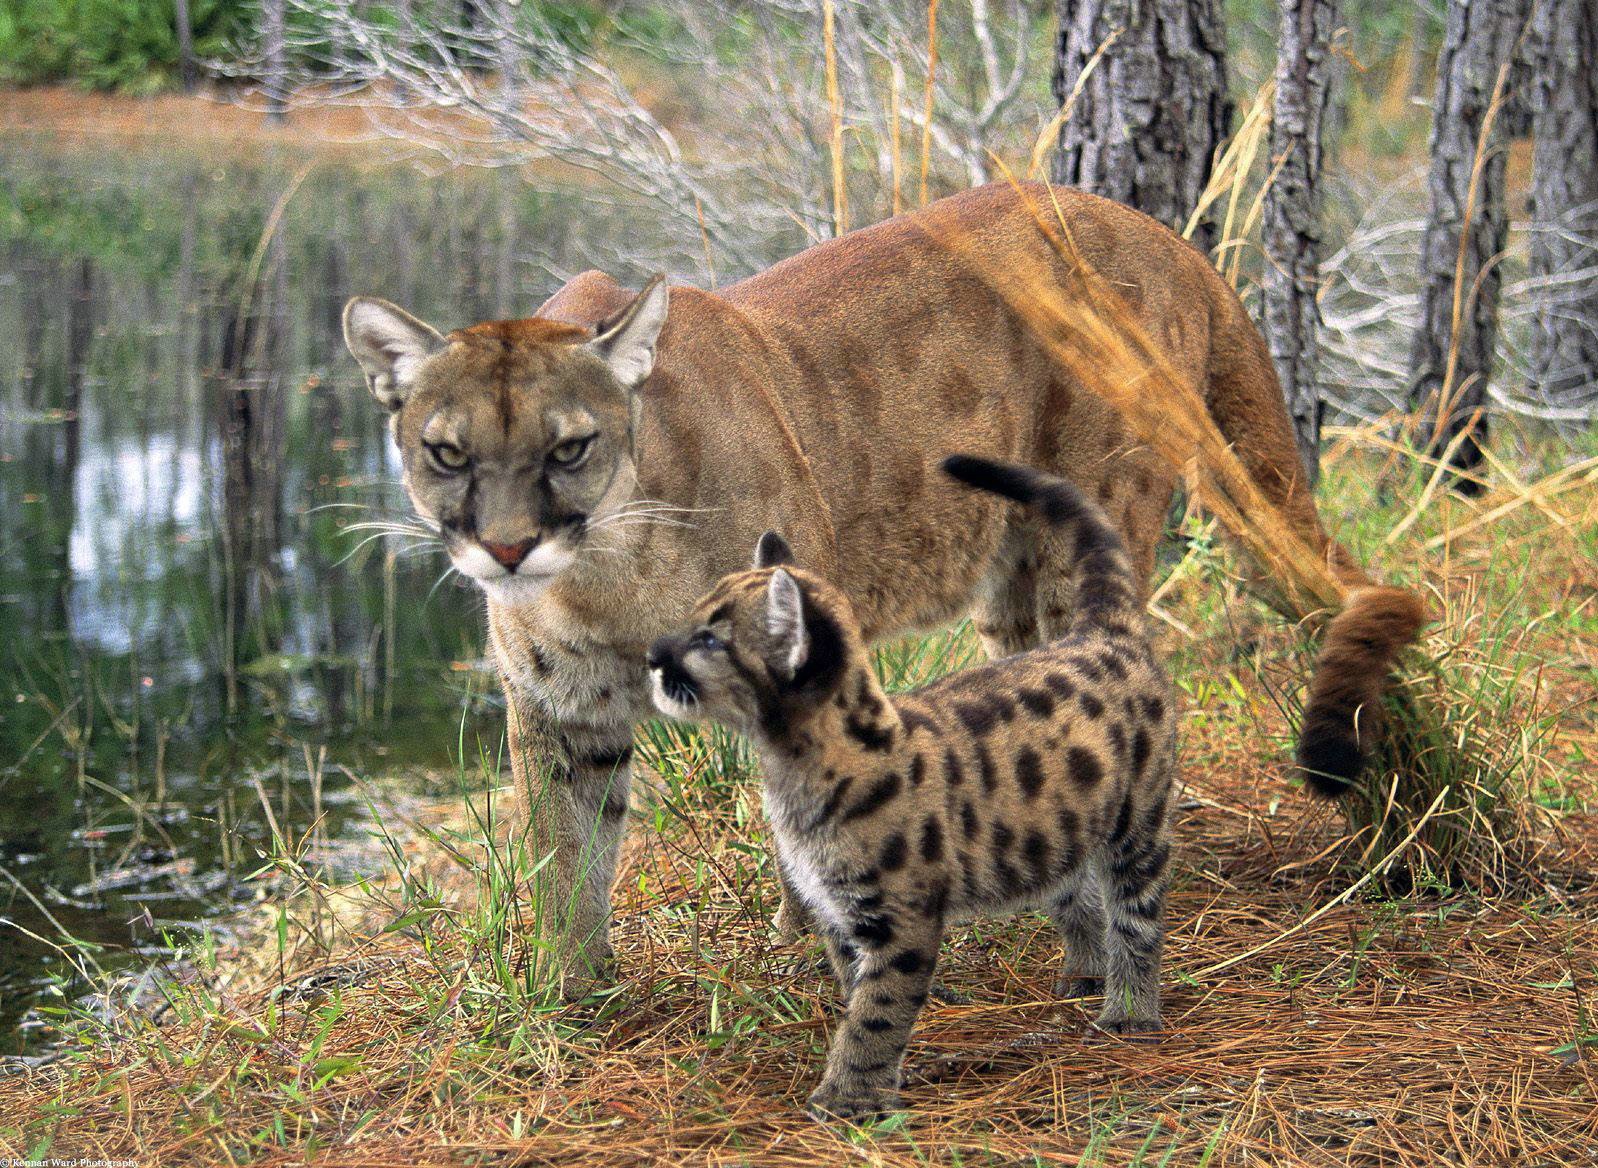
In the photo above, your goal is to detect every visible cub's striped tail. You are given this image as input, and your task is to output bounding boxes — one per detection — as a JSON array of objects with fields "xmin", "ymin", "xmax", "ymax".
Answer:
[
  {"xmin": 941, "ymin": 454, "xmax": 1142, "ymax": 634},
  {"xmin": 1295, "ymin": 587, "xmax": 1429, "ymax": 796}
]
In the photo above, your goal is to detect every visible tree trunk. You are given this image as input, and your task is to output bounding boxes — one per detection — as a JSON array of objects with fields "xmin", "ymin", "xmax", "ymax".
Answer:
[
  {"xmin": 1527, "ymin": 0, "xmax": 1598, "ymax": 417},
  {"xmin": 1050, "ymin": 0, "xmax": 1232, "ymax": 256},
  {"xmin": 1263, "ymin": 0, "xmax": 1340, "ymax": 483},
  {"xmin": 175, "ymin": 0, "xmax": 196, "ymax": 93},
  {"xmin": 263, "ymin": 0, "xmax": 287, "ymax": 122},
  {"xmin": 1406, "ymin": 0, "xmax": 1532, "ymax": 489}
]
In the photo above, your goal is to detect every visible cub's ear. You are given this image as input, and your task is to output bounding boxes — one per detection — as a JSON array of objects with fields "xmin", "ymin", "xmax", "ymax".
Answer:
[
  {"xmin": 765, "ymin": 568, "xmax": 810, "ymax": 680},
  {"xmin": 753, "ymin": 530, "xmax": 795, "ymax": 570},
  {"xmin": 587, "ymin": 274, "xmax": 668, "ymax": 391},
  {"xmin": 343, "ymin": 297, "xmax": 446, "ymax": 411}
]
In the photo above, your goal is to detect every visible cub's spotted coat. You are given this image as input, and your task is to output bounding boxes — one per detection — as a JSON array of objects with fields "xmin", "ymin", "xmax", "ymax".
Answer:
[{"xmin": 648, "ymin": 456, "xmax": 1178, "ymax": 1121}]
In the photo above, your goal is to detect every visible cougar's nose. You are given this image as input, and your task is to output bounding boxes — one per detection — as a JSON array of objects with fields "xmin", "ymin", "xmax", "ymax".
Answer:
[
  {"xmin": 480, "ymin": 537, "xmax": 537, "ymax": 570},
  {"xmin": 647, "ymin": 638, "xmax": 678, "ymax": 671}
]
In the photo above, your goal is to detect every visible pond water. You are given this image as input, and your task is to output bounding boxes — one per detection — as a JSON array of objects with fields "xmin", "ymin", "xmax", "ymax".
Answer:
[{"xmin": 0, "ymin": 139, "xmax": 701, "ymax": 1053}]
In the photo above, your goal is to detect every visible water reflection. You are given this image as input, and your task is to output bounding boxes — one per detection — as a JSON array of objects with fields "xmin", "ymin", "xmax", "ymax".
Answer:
[{"xmin": 0, "ymin": 145, "xmax": 634, "ymax": 1052}]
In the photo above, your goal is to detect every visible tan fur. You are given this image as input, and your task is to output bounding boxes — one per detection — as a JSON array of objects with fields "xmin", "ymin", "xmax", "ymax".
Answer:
[{"xmin": 342, "ymin": 181, "xmax": 1404, "ymax": 992}]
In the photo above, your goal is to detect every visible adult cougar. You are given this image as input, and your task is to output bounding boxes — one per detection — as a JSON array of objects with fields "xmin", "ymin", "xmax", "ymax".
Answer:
[{"xmin": 342, "ymin": 181, "xmax": 1420, "ymax": 994}]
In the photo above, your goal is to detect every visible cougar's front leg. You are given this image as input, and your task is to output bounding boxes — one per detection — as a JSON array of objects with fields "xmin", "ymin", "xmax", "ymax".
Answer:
[{"xmin": 505, "ymin": 691, "xmax": 634, "ymax": 998}]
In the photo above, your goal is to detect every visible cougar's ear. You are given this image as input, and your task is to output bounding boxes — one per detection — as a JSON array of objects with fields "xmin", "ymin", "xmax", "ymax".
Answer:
[
  {"xmin": 343, "ymin": 297, "xmax": 446, "ymax": 411},
  {"xmin": 752, "ymin": 530, "xmax": 795, "ymax": 570},
  {"xmin": 587, "ymin": 274, "xmax": 668, "ymax": 391},
  {"xmin": 765, "ymin": 569, "xmax": 810, "ymax": 680}
]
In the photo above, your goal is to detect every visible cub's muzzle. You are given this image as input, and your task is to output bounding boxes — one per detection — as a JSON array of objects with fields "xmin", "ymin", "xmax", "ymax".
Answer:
[{"xmin": 647, "ymin": 636, "xmax": 699, "ymax": 708}]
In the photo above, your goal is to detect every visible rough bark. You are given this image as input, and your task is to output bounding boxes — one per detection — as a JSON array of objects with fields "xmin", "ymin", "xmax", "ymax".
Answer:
[
  {"xmin": 175, "ymin": 0, "xmax": 196, "ymax": 92},
  {"xmin": 262, "ymin": 0, "xmax": 287, "ymax": 121},
  {"xmin": 1406, "ymin": 0, "xmax": 1532, "ymax": 488},
  {"xmin": 1050, "ymin": 0, "xmax": 1232, "ymax": 256},
  {"xmin": 1263, "ymin": 0, "xmax": 1340, "ymax": 482},
  {"xmin": 1527, "ymin": 0, "xmax": 1598, "ymax": 417}
]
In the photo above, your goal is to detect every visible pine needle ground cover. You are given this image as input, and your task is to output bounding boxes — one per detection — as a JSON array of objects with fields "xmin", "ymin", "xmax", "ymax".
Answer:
[{"xmin": 2, "ymin": 433, "xmax": 1594, "ymax": 1166}]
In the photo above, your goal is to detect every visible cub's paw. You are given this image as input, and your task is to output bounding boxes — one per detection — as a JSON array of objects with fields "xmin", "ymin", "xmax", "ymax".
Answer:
[
  {"xmin": 1055, "ymin": 975, "xmax": 1104, "ymax": 1000},
  {"xmin": 1089, "ymin": 1015, "xmax": 1163, "ymax": 1042},
  {"xmin": 806, "ymin": 1080, "xmax": 901, "ymax": 1124}
]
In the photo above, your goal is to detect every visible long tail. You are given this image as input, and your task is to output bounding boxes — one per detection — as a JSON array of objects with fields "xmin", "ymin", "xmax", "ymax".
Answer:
[
  {"xmin": 941, "ymin": 454, "xmax": 1142, "ymax": 634},
  {"xmin": 1296, "ymin": 587, "xmax": 1430, "ymax": 796}
]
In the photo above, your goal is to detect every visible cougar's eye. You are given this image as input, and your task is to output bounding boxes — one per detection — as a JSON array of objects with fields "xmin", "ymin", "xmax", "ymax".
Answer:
[
  {"xmin": 549, "ymin": 434, "xmax": 596, "ymax": 468},
  {"xmin": 691, "ymin": 629, "xmax": 724, "ymax": 653},
  {"xmin": 426, "ymin": 442, "xmax": 469, "ymax": 472}
]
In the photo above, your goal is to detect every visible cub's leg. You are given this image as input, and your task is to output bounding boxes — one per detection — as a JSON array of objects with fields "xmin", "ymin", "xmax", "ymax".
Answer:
[
  {"xmin": 1048, "ymin": 866, "xmax": 1108, "ymax": 999},
  {"xmin": 807, "ymin": 909, "xmax": 942, "ymax": 1123},
  {"xmin": 822, "ymin": 930, "xmax": 860, "ymax": 998},
  {"xmin": 971, "ymin": 524, "xmax": 1038, "ymax": 659},
  {"xmin": 1093, "ymin": 795, "xmax": 1172, "ymax": 1037},
  {"xmin": 507, "ymin": 697, "xmax": 634, "ymax": 998}
]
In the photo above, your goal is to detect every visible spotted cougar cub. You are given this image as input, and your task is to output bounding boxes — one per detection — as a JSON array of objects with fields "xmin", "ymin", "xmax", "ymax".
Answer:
[{"xmin": 647, "ymin": 456, "xmax": 1178, "ymax": 1121}]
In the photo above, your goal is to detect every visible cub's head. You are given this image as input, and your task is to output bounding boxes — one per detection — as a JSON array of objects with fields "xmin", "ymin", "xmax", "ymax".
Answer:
[
  {"xmin": 341, "ymin": 278, "xmax": 668, "ymax": 603},
  {"xmin": 648, "ymin": 532, "xmax": 857, "ymax": 737}
]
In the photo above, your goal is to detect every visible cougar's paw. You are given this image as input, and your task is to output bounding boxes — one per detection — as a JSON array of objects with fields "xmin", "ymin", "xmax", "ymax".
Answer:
[
  {"xmin": 806, "ymin": 1080, "xmax": 901, "ymax": 1124},
  {"xmin": 773, "ymin": 897, "xmax": 812, "ymax": 942},
  {"xmin": 558, "ymin": 951, "xmax": 618, "ymax": 1003}
]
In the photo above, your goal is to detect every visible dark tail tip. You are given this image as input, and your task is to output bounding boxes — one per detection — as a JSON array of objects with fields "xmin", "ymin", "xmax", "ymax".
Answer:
[
  {"xmin": 941, "ymin": 454, "xmax": 1043, "ymax": 505},
  {"xmin": 1296, "ymin": 587, "xmax": 1430, "ymax": 796}
]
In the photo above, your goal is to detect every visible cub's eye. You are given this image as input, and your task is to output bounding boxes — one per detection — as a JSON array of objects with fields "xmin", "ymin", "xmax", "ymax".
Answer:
[
  {"xmin": 549, "ymin": 434, "xmax": 596, "ymax": 468},
  {"xmin": 426, "ymin": 442, "xmax": 469, "ymax": 472},
  {"xmin": 691, "ymin": 630, "xmax": 724, "ymax": 653}
]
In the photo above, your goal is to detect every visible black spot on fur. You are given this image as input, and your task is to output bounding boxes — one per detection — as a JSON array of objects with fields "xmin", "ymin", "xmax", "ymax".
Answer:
[
  {"xmin": 921, "ymin": 816, "xmax": 944, "ymax": 862},
  {"xmin": 1067, "ymin": 746, "xmax": 1103, "ymax": 788},
  {"xmin": 1079, "ymin": 692, "xmax": 1105, "ymax": 719},
  {"xmin": 1108, "ymin": 721, "xmax": 1128, "ymax": 761},
  {"xmin": 952, "ymin": 699, "xmax": 1003, "ymax": 734},
  {"xmin": 1057, "ymin": 805, "xmax": 1080, "ymax": 840},
  {"xmin": 1109, "ymin": 796, "xmax": 1134, "ymax": 844},
  {"xmin": 879, "ymin": 832, "xmax": 909, "ymax": 872},
  {"xmin": 991, "ymin": 822, "xmax": 1015, "ymax": 852},
  {"xmin": 1022, "ymin": 831, "xmax": 1051, "ymax": 879},
  {"xmin": 901, "ymin": 708, "xmax": 940, "ymax": 736},
  {"xmin": 841, "ymin": 773, "xmax": 902, "ymax": 822},
  {"xmin": 890, "ymin": 949, "xmax": 926, "ymax": 974},
  {"xmin": 1043, "ymin": 672, "xmax": 1077, "ymax": 701},
  {"xmin": 806, "ymin": 775, "xmax": 855, "ymax": 831},
  {"xmin": 1141, "ymin": 694, "xmax": 1166, "ymax": 723},
  {"xmin": 859, "ymin": 1016, "xmax": 895, "ymax": 1033},
  {"xmin": 1017, "ymin": 687, "xmax": 1055, "ymax": 717},
  {"xmin": 584, "ymin": 744, "xmax": 634, "ymax": 772},
  {"xmin": 1132, "ymin": 728, "xmax": 1151, "ymax": 776},
  {"xmin": 960, "ymin": 800, "xmax": 980, "ymax": 839},
  {"xmin": 845, "ymin": 714, "xmax": 896, "ymax": 752},
  {"xmin": 908, "ymin": 754, "xmax": 927, "ymax": 787},
  {"xmin": 853, "ymin": 915, "xmax": 896, "ymax": 948},
  {"xmin": 943, "ymin": 748, "xmax": 965, "ymax": 787},
  {"xmin": 1015, "ymin": 746, "xmax": 1045, "ymax": 799},
  {"xmin": 975, "ymin": 744, "xmax": 999, "ymax": 793}
]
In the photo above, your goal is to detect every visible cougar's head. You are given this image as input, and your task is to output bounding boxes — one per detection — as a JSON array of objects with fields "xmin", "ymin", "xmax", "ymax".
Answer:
[
  {"xmin": 647, "ymin": 532, "xmax": 855, "ymax": 737},
  {"xmin": 342, "ymin": 278, "xmax": 668, "ymax": 604}
]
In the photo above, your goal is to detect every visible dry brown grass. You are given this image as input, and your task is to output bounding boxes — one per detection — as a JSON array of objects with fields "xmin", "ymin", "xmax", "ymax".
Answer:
[{"xmin": 2, "ymin": 438, "xmax": 1594, "ymax": 1166}]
